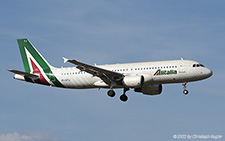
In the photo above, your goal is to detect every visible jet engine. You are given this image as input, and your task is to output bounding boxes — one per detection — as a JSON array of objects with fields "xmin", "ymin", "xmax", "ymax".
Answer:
[
  {"xmin": 134, "ymin": 84, "xmax": 162, "ymax": 95},
  {"xmin": 123, "ymin": 75, "xmax": 144, "ymax": 88}
]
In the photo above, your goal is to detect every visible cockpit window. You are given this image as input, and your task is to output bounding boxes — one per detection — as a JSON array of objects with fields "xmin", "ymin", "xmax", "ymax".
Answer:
[{"xmin": 193, "ymin": 64, "xmax": 205, "ymax": 67}]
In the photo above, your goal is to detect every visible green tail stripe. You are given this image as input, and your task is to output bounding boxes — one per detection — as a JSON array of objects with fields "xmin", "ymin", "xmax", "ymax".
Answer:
[
  {"xmin": 17, "ymin": 39, "xmax": 30, "ymax": 73},
  {"xmin": 17, "ymin": 39, "xmax": 51, "ymax": 73},
  {"xmin": 17, "ymin": 38, "xmax": 64, "ymax": 87}
]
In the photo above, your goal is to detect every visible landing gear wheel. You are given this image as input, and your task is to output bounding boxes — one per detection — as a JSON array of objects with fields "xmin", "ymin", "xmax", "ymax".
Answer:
[
  {"xmin": 182, "ymin": 82, "xmax": 189, "ymax": 95},
  {"xmin": 120, "ymin": 94, "xmax": 128, "ymax": 102},
  {"xmin": 107, "ymin": 90, "xmax": 115, "ymax": 97},
  {"xmin": 183, "ymin": 89, "xmax": 189, "ymax": 95}
]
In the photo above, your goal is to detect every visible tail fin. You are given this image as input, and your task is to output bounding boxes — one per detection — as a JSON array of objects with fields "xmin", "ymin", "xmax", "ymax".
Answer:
[
  {"xmin": 17, "ymin": 38, "xmax": 52, "ymax": 73},
  {"xmin": 16, "ymin": 38, "xmax": 64, "ymax": 87}
]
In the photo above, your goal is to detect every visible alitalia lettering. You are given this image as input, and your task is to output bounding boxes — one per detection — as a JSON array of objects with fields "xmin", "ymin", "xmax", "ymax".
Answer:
[{"xmin": 154, "ymin": 69, "xmax": 177, "ymax": 76}]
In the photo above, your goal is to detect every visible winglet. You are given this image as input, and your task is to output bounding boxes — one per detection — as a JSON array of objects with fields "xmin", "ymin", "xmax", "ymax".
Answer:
[{"xmin": 63, "ymin": 57, "xmax": 69, "ymax": 63}]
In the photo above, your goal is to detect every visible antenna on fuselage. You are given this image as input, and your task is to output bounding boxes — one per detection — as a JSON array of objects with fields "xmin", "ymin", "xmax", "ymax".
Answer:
[{"xmin": 181, "ymin": 57, "xmax": 184, "ymax": 60}]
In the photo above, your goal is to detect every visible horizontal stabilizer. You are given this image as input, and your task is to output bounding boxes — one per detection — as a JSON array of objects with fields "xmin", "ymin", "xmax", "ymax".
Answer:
[{"xmin": 8, "ymin": 69, "xmax": 39, "ymax": 79}]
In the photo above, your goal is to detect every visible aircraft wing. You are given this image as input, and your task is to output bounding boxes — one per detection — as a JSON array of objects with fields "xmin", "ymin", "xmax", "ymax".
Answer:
[
  {"xmin": 8, "ymin": 69, "xmax": 39, "ymax": 79},
  {"xmin": 63, "ymin": 58, "xmax": 124, "ymax": 85}
]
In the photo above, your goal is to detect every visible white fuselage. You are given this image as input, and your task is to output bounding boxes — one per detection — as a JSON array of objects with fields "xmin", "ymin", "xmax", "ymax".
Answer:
[
  {"xmin": 51, "ymin": 60, "xmax": 212, "ymax": 89},
  {"xmin": 11, "ymin": 38, "xmax": 213, "ymax": 102}
]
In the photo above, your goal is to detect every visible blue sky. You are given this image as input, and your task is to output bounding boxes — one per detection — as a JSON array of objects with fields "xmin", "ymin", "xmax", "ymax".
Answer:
[{"xmin": 0, "ymin": 0, "xmax": 225, "ymax": 140}]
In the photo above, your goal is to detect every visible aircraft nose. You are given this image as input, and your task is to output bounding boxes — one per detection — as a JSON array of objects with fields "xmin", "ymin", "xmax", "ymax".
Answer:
[{"xmin": 205, "ymin": 68, "xmax": 213, "ymax": 78}]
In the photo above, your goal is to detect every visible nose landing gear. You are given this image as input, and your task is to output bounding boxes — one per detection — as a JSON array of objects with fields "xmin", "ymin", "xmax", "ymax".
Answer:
[{"xmin": 182, "ymin": 82, "xmax": 189, "ymax": 95}]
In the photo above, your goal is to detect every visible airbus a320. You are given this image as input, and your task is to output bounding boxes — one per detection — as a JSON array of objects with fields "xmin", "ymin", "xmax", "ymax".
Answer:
[{"xmin": 9, "ymin": 39, "xmax": 213, "ymax": 102}]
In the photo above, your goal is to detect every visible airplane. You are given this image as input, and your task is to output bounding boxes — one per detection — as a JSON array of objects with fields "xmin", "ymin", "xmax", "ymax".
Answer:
[{"xmin": 9, "ymin": 38, "xmax": 213, "ymax": 102}]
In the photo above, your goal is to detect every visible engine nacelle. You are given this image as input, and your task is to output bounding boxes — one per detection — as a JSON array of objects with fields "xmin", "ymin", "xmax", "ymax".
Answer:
[
  {"xmin": 123, "ymin": 75, "xmax": 144, "ymax": 88},
  {"xmin": 134, "ymin": 84, "xmax": 162, "ymax": 95}
]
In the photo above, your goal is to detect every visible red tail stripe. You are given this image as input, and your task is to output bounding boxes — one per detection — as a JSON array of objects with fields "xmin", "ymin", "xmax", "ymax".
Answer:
[{"xmin": 30, "ymin": 58, "xmax": 50, "ymax": 85}]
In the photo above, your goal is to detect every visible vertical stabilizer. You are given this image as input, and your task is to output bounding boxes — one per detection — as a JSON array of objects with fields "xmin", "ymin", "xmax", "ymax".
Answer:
[
  {"xmin": 17, "ymin": 38, "xmax": 64, "ymax": 87},
  {"xmin": 17, "ymin": 38, "xmax": 52, "ymax": 73}
]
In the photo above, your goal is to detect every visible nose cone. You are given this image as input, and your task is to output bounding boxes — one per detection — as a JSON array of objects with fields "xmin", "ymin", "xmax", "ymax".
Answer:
[{"xmin": 205, "ymin": 68, "xmax": 213, "ymax": 78}]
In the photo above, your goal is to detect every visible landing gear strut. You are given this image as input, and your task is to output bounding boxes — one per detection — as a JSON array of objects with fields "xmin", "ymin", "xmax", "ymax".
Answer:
[
  {"xmin": 120, "ymin": 88, "xmax": 129, "ymax": 102},
  {"xmin": 107, "ymin": 89, "xmax": 115, "ymax": 97},
  {"xmin": 182, "ymin": 82, "xmax": 189, "ymax": 95}
]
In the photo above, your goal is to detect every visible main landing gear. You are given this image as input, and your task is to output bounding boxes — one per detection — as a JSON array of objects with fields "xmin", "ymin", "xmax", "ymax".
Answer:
[
  {"xmin": 107, "ymin": 89, "xmax": 115, "ymax": 97},
  {"xmin": 120, "ymin": 88, "xmax": 129, "ymax": 102},
  {"xmin": 182, "ymin": 82, "xmax": 189, "ymax": 95},
  {"xmin": 107, "ymin": 88, "xmax": 130, "ymax": 102}
]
